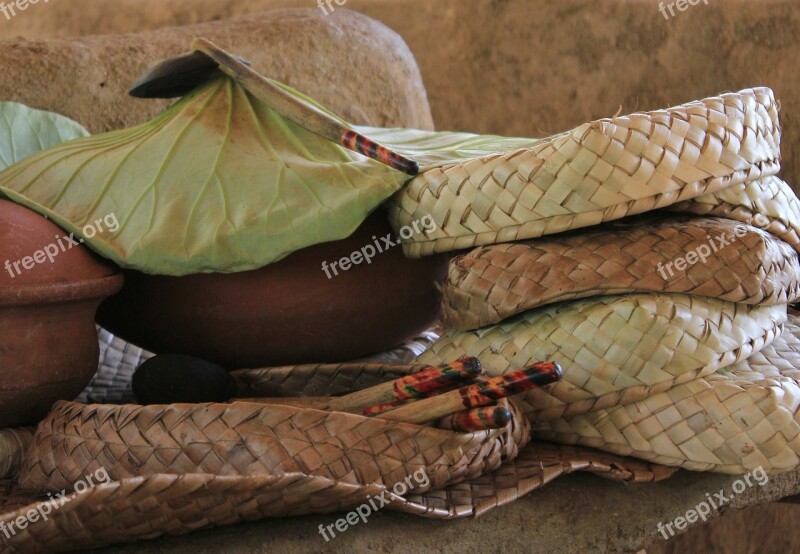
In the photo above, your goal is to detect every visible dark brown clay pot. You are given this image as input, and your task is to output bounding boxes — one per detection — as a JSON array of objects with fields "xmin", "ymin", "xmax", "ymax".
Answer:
[
  {"xmin": 97, "ymin": 211, "xmax": 448, "ymax": 369},
  {"xmin": 0, "ymin": 200, "xmax": 123, "ymax": 427}
]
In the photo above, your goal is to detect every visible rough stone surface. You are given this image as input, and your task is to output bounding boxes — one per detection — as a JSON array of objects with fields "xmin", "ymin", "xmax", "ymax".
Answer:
[
  {"xmin": 4, "ymin": 0, "xmax": 797, "ymax": 191},
  {"xmin": 0, "ymin": 9, "xmax": 434, "ymax": 133},
  {"xmin": 650, "ymin": 502, "xmax": 800, "ymax": 554},
  {"xmin": 87, "ymin": 468, "xmax": 800, "ymax": 553}
]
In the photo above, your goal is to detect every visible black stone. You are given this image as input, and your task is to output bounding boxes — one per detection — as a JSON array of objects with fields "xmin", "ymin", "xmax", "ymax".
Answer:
[{"xmin": 133, "ymin": 354, "xmax": 238, "ymax": 404}]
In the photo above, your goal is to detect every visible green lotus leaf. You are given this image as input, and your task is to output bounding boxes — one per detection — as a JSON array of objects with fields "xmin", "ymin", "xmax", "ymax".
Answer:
[
  {"xmin": 354, "ymin": 126, "xmax": 542, "ymax": 167},
  {"xmin": 0, "ymin": 101, "xmax": 89, "ymax": 171},
  {"xmin": 0, "ymin": 79, "xmax": 411, "ymax": 275},
  {"xmin": 0, "ymin": 78, "xmax": 546, "ymax": 277}
]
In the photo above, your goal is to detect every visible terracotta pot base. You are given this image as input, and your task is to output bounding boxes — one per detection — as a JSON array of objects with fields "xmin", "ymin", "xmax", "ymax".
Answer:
[
  {"xmin": 0, "ymin": 200, "xmax": 123, "ymax": 427},
  {"xmin": 98, "ymin": 212, "xmax": 447, "ymax": 369}
]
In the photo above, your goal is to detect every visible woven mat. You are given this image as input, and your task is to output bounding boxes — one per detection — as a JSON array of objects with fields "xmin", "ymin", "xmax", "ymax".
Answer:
[
  {"xmin": 0, "ymin": 359, "xmax": 675, "ymax": 554},
  {"xmin": 417, "ymin": 294, "xmax": 786, "ymax": 421},
  {"xmin": 442, "ymin": 215, "xmax": 800, "ymax": 330},
  {"xmin": 389, "ymin": 88, "xmax": 781, "ymax": 257},
  {"xmin": 18, "ymin": 394, "xmax": 528, "ymax": 493},
  {"xmin": 666, "ymin": 175, "xmax": 800, "ymax": 253},
  {"xmin": 0, "ymin": 441, "xmax": 673, "ymax": 553},
  {"xmin": 534, "ymin": 316, "xmax": 800, "ymax": 474}
]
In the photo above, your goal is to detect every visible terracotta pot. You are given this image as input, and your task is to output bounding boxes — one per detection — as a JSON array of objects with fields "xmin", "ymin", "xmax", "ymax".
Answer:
[
  {"xmin": 97, "ymin": 211, "xmax": 448, "ymax": 369},
  {"xmin": 0, "ymin": 200, "xmax": 123, "ymax": 428}
]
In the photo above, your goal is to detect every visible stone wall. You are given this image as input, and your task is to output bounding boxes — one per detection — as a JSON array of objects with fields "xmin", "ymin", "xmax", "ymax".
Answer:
[
  {"xmin": 1, "ymin": 0, "xmax": 798, "ymax": 189},
  {"xmin": 0, "ymin": 8, "xmax": 433, "ymax": 133}
]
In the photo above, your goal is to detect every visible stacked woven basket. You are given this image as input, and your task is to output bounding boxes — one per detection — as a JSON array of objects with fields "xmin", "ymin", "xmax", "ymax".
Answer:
[{"xmin": 399, "ymin": 87, "xmax": 800, "ymax": 475}]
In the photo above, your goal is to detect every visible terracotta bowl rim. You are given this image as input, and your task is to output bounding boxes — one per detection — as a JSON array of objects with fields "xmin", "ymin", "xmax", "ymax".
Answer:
[{"xmin": 0, "ymin": 273, "xmax": 124, "ymax": 306}]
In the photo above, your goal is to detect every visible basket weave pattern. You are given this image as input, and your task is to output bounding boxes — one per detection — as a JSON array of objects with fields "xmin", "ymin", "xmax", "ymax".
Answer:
[
  {"xmin": 18, "ymin": 397, "xmax": 529, "ymax": 493},
  {"xmin": 419, "ymin": 294, "xmax": 786, "ymax": 421},
  {"xmin": 2, "ymin": 87, "xmax": 794, "ymax": 551},
  {"xmin": 442, "ymin": 216, "xmax": 800, "ymax": 330},
  {"xmin": 0, "ymin": 441, "xmax": 674, "ymax": 553},
  {"xmin": 0, "ymin": 361, "xmax": 676, "ymax": 552},
  {"xmin": 667, "ymin": 175, "xmax": 800, "ymax": 252},
  {"xmin": 389, "ymin": 88, "xmax": 781, "ymax": 256},
  {"xmin": 534, "ymin": 319, "xmax": 800, "ymax": 474}
]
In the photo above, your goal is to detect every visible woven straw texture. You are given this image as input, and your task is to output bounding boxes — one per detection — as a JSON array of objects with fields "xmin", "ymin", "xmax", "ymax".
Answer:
[
  {"xmin": 667, "ymin": 175, "xmax": 800, "ymax": 253},
  {"xmin": 388, "ymin": 88, "xmax": 781, "ymax": 257},
  {"xmin": 442, "ymin": 216, "xmax": 800, "ymax": 330},
  {"xmin": 75, "ymin": 327, "xmax": 153, "ymax": 404},
  {"xmin": 18, "ymin": 395, "xmax": 530, "ymax": 493},
  {"xmin": 0, "ymin": 442, "xmax": 674, "ymax": 553},
  {"xmin": 534, "ymin": 317, "xmax": 800, "ymax": 474},
  {"xmin": 417, "ymin": 294, "xmax": 786, "ymax": 421}
]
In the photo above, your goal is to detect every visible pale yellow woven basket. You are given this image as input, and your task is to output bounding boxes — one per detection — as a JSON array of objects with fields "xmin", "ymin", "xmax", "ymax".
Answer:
[
  {"xmin": 667, "ymin": 175, "xmax": 800, "ymax": 252},
  {"xmin": 417, "ymin": 294, "xmax": 786, "ymax": 421},
  {"xmin": 389, "ymin": 88, "xmax": 781, "ymax": 256},
  {"xmin": 534, "ymin": 317, "xmax": 800, "ymax": 475}
]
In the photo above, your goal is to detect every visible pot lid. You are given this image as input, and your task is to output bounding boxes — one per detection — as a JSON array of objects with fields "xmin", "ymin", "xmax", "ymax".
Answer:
[{"xmin": 0, "ymin": 199, "xmax": 118, "ymax": 288}]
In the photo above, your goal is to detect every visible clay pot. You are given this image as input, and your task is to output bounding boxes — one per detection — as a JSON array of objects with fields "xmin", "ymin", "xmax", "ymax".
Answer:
[
  {"xmin": 97, "ymin": 211, "xmax": 448, "ymax": 369},
  {"xmin": 0, "ymin": 200, "xmax": 123, "ymax": 428}
]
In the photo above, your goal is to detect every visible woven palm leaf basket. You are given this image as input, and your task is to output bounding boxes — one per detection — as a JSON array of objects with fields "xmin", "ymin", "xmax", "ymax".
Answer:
[
  {"xmin": 387, "ymin": 88, "xmax": 781, "ymax": 256},
  {"xmin": 404, "ymin": 85, "xmax": 800, "ymax": 478},
  {"xmin": 415, "ymin": 202, "xmax": 800, "ymax": 472},
  {"xmin": 534, "ymin": 316, "xmax": 800, "ymax": 474},
  {"xmin": 0, "ymin": 357, "xmax": 674, "ymax": 553},
  {"xmin": 441, "ymin": 215, "xmax": 800, "ymax": 330}
]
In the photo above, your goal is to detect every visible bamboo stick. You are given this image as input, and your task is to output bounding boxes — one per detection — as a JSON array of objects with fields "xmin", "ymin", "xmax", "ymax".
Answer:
[
  {"xmin": 436, "ymin": 406, "xmax": 512, "ymax": 432},
  {"xmin": 235, "ymin": 357, "xmax": 482, "ymax": 413}
]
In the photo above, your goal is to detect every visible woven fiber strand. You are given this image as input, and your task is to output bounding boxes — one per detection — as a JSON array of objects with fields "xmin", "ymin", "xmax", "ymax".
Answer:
[
  {"xmin": 667, "ymin": 175, "xmax": 800, "ymax": 253},
  {"xmin": 0, "ymin": 443, "xmax": 673, "ymax": 553},
  {"xmin": 17, "ymin": 396, "xmax": 529, "ymax": 494},
  {"xmin": 389, "ymin": 88, "xmax": 781, "ymax": 257},
  {"xmin": 442, "ymin": 215, "xmax": 800, "ymax": 330},
  {"xmin": 534, "ymin": 318, "xmax": 800, "ymax": 475},
  {"xmin": 417, "ymin": 294, "xmax": 786, "ymax": 421}
]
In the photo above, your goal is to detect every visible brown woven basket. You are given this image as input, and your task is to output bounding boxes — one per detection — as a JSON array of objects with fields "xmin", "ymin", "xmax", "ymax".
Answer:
[
  {"xmin": 442, "ymin": 215, "xmax": 800, "ymax": 330},
  {"xmin": 534, "ymin": 316, "xmax": 800, "ymax": 475},
  {"xmin": 17, "ymin": 396, "xmax": 527, "ymax": 493},
  {"xmin": 0, "ymin": 441, "xmax": 674, "ymax": 553},
  {"xmin": 389, "ymin": 88, "xmax": 781, "ymax": 256},
  {"xmin": 0, "ymin": 363, "xmax": 675, "ymax": 552}
]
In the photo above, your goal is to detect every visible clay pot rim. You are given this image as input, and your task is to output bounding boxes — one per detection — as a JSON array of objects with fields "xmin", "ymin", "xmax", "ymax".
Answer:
[{"xmin": 0, "ymin": 273, "xmax": 124, "ymax": 306}]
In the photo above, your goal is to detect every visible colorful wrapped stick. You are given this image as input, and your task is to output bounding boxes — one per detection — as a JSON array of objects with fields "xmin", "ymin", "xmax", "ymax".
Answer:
[
  {"xmin": 236, "ymin": 357, "xmax": 482, "ymax": 413},
  {"xmin": 362, "ymin": 399, "xmax": 407, "ymax": 417},
  {"xmin": 377, "ymin": 361, "xmax": 562, "ymax": 425},
  {"xmin": 436, "ymin": 406, "xmax": 512, "ymax": 432},
  {"xmin": 354, "ymin": 356, "xmax": 481, "ymax": 412}
]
